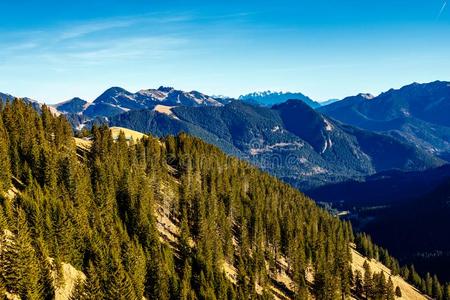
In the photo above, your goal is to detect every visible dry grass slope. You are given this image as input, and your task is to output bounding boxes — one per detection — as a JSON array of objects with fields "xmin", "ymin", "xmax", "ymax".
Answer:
[
  {"xmin": 110, "ymin": 126, "xmax": 147, "ymax": 141},
  {"xmin": 351, "ymin": 248, "xmax": 428, "ymax": 300}
]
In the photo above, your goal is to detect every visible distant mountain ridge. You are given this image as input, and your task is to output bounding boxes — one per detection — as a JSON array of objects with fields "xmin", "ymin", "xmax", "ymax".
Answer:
[
  {"xmin": 319, "ymin": 98, "xmax": 340, "ymax": 106},
  {"xmin": 0, "ymin": 92, "xmax": 59, "ymax": 115},
  {"xmin": 0, "ymin": 92, "xmax": 15, "ymax": 103},
  {"xmin": 319, "ymin": 81, "xmax": 450, "ymax": 159},
  {"xmin": 82, "ymin": 86, "xmax": 230, "ymax": 118},
  {"xmin": 1, "ymin": 92, "xmax": 39, "ymax": 109},
  {"xmin": 239, "ymin": 90, "xmax": 321, "ymax": 108}
]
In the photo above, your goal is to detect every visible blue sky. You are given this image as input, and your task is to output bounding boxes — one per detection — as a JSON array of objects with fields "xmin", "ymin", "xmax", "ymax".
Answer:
[{"xmin": 0, "ymin": 0, "xmax": 449, "ymax": 104}]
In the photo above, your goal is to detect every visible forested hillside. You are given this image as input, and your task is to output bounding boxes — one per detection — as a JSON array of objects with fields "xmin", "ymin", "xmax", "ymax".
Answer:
[{"xmin": 0, "ymin": 100, "xmax": 438, "ymax": 299}]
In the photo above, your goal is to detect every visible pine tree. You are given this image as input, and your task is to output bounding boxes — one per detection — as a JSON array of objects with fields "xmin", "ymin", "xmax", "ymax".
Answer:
[
  {"xmin": 444, "ymin": 283, "xmax": 450, "ymax": 300},
  {"xmin": 425, "ymin": 273, "xmax": 433, "ymax": 296},
  {"xmin": 179, "ymin": 205, "xmax": 192, "ymax": 262},
  {"xmin": 122, "ymin": 240, "xmax": 146, "ymax": 298},
  {"xmin": 107, "ymin": 264, "xmax": 135, "ymax": 300},
  {"xmin": 363, "ymin": 260, "xmax": 373, "ymax": 299},
  {"xmin": 35, "ymin": 241, "xmax": 55, "ymax": 300},
  {"xmin": 180, "ymin": 260, "xmax": 193, "ymax": 300},
  {"xmin": 354, "ymin": 270, "xmax": 364, "ymax": 297},
  {"xmin": 409, "ymin": 265, "xmax": 422, "ymax": 288},
  {"xmin": 83, "ymin": 262, "xmax": 103, "ymax": 299},
  {"xmin": 400, "ymin": 266, "xmax": 410, "ymax": 280},
  {"xmin": 373, "ymin": 272, "xmax": 386, "ymax": 299},
  {"xmin": 433, "ymin": 274, "xmax": 444, "ymax": 300},
  {"xmin": 69, "ymin": 278, "xmax": 88, "ymax": 300},
  {"xmin": 386, "ymin": 276, "xmax": 395, "ymax": 300}
]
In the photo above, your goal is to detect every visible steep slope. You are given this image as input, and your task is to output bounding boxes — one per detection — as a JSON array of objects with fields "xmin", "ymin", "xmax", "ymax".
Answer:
[
  {"xmin": 350, "ymin": 248, "xmax": 426, "ymax": 300},
  {"xmin": 239, "ymin": 91, "xmax": 321, "ymax": 108},
  {"xmin": 83, "ymin": 86, "xmax": 228, "ymax": 118},
  {"xmin": 104, "ymin": 100, "xmax": 443, "ymax": 190},
  {"xmin": 319, "ymin": 81, "xmax": 450, "ymax": 158}
]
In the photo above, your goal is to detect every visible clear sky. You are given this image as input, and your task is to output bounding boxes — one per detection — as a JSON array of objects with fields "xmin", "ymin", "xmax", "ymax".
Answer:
[{"xmin": 0, "ymin": 0, "xmax": 449, "ymax": 104}]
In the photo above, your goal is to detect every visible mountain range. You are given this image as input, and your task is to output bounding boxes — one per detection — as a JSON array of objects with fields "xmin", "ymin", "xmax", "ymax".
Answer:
[
  {"xmin": 54, "ymin": 86, "xmax": 230, "ymax": 118},
  {"xmin": 58, "ymin": 88, "xmax": 324, "ymax": 118},
  {"xmin": 319, "ymin": 81, "xmax": 450, "ymax": 159}
]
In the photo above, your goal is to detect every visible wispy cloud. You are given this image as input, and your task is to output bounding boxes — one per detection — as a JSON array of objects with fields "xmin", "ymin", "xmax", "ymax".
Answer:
[
  {"xmin": 54, "ymin": 13, "xmax": 194, "ymax": 40},
  {"xmin": 57, "ymin": 36, "xmax": 187, "ymax": 65},
  {"xmin": 4, "ymin": 42, "xmax": 38, "ymax": 51},
  {"xmin": 59, "ymin": 19, "xmax": 138, "ymax": 40},
  {"xmin": 0, "ymin": 13, "xmax": 194, "ymax": 69}
]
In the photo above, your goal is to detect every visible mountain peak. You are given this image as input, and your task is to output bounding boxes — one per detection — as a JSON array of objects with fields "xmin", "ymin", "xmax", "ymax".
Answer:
[
  {"xmin": 102, "ymin": 86, "xmax": 130, "ymax": 95},
  {"xmin": 357, "ymin": 93, "xmax": 375, "ymax": 100},
  {"xmin": 157, "ymin": 86, "xmax": 174, "ymax": 93},
  {"xmin": 54, "ymin": 97, "xmax": 89, "ymax": 114},
  {"xmin": 272, "ymin": 98, "xmax": 313, "ymax": 110},
  {"xmin": 62, "ymin": 97, "xmax": 88, "ymax": 104},
  {"xmin": 239, "ymin": 90, "xmax": 321, "ymax": 108}
]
